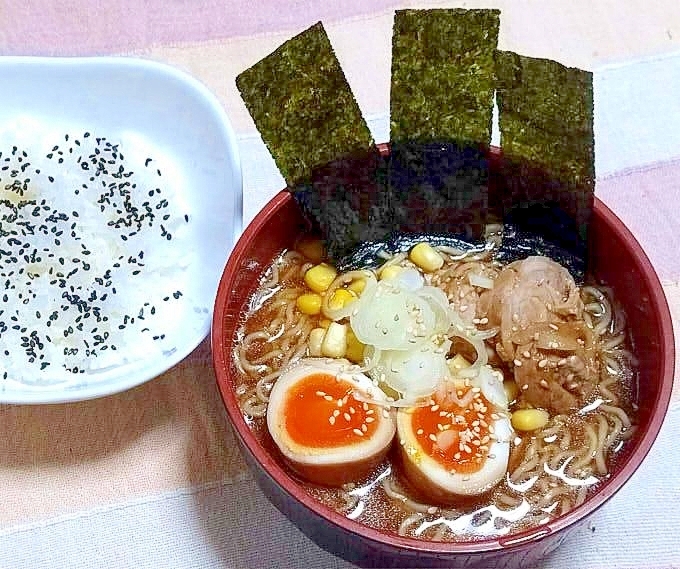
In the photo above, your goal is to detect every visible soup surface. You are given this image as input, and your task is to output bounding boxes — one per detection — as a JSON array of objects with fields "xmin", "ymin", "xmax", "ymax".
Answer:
[{"xmin": 231, "ymin": 237, "xmax": 637, "ymax": 541}]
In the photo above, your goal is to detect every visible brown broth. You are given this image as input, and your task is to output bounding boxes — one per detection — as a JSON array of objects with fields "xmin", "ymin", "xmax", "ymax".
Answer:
[{"xmin": 230, "ymin": 248, "xmax": 638, "ymax": 542}]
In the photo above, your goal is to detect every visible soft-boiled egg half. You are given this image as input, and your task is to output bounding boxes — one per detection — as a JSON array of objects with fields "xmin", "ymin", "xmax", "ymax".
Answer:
[
  {"xmin": 396, "ymin": 366, "xmax": 513, "ymax": 504},
  {"xmin": 267, "ymin": 358, "xmax": 396, "ymax": 486}
]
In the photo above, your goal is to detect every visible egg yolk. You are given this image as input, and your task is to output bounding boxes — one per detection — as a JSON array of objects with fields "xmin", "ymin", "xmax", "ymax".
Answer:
[
  {"xmin": 283, "ymin": 373, "xmax": 379, "ymax": 448},
  {"xmin": 411, "ymin": 387, "xmax": 494, "ymax": 474}
]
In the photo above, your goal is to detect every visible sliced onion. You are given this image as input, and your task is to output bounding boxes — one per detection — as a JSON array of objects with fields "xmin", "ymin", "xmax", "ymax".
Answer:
[
  {"xmin": 361, "ymin": 344, "xmax": 382, "ymax": 371},
  {"xmin": 451, "ymin": 332, "xmax": 488, "ymax": 379},
  {"xmin": 350, "ymin": 281, "xmax": 437, "ymax": 351},
  {"xmin": 416, "ymin": 285, "xmax": 454, "ymax": 335},
  {"xmin": 471, "ymin": 365, "xmax": 508, "ymax": 409},
  {"xmin": 370, "ymin": 339, "xmax": 451, "ymax": 399},
  {"xmin": 468, "ymin": 272, "xmax": 494, "ymax": 289},
  {"xmin": 388, "ymin": 267, "xmax": 424, "ymax": 291}
]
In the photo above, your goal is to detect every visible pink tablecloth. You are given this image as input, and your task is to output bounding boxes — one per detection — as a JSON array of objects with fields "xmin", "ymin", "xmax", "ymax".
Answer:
[{"xmin": 0, "ymin": 2, "xmax": 679, "ymax": 568}]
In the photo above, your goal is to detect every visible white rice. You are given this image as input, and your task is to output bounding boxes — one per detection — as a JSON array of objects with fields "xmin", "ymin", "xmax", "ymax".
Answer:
[{"xmin": 0, "ymin": 122, "xmax": 193, "ymax": 387}]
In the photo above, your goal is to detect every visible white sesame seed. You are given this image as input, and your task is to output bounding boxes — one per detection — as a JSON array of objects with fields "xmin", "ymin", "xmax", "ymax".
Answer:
[
  {"xmin": 365, "ymin": 417, "xmax": 375, "ymax": 423},
  {"xmin": 316, "ymin": 391, "xmax": 326, "ymax": 397},
  {"xmin": 344, "ymin": 412, "xmax": 351, "ymax": 421},
  {"xmin": 361, "ymin": 424, "xmax": 368, "ymax": 432},
  {"xmin": 328, "ymin": 416, "xmax": 336, "ymax": 425},
  {"xmin": 353, "ymin": 429, "xmax": 364, "ymax": 436},
  {"xmin": 431, "ymin": 404, "xmax": 440, "ymax": 412},
  {"xmin": 540, "ymin": 379, "xmax": 549, "ymax": 388},
  {"xmin": 323, "ymin": 395, "xmax": 333, "ymax": 401},
  {"xmin": 349, "ymin": 406, "xmax": 356, "ymax": 414},
  {"xmin": 538, "ymin": 359, "xmax": 548, "ymax": 368},
  {"xmin": 333, "ymin": 409, "xmax": 340, "ymax": 417},
  {"xmin": 549, "ymin": 323, "xmax": 559, "ymax": 330},
  {"xmin": 522, "ymin": 350, "xmax": 531, "ymax": 358},
  {"xmin": 429, "ymin": 434, "xmax": 437, "ymax": 442}
]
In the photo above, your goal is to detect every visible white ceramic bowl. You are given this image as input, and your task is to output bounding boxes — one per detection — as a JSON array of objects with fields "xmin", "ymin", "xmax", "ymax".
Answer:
[{"xmin": 0, "ymin": 57, "xmax": 241, "ymax": 403}]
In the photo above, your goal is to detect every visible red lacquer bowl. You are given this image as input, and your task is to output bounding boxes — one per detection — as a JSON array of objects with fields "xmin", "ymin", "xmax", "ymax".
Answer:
[{"xmin": 211, "ymin": 149, "xmax": 674, "ymax": 568}]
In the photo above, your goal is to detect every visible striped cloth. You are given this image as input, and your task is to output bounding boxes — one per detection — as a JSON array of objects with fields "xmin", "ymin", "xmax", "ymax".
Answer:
[{"xmin": 0, "ymin": 1, "xmax": 679, "ymax": 568}]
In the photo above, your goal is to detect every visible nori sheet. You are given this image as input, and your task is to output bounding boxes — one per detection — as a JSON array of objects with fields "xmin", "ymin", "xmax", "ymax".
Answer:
[
  {"xmin": 493, "ymin": 51, "xmax": 595, "ymax": 271},
  {"xmin": 235, "ymin": 21, "xmax": 375, "ymax": 187},
  {"xmin": 293, "ymin": 147, "xmax": 391, "ymax": 262},
  {"xmin": 390, "ymin": 8, "xmax": 500, "ymax": 145},
  {"xmin": 235, "ymin": 12, "xmax": 595, "ymax": 280},
  {"xmin": 388, "ymin": 9, "xmax": 500, "ymax": 240}
]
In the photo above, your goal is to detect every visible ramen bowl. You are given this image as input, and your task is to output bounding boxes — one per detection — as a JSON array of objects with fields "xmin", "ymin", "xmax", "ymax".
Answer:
[{"xmin": 211, "ymin": 150, "xmax": 674, "ymax": 568}]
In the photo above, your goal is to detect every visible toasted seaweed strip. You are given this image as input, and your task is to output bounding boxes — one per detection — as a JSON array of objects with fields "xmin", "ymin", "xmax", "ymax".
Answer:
[
  {"xmin": 388, "ymin": 9, "xmax": 500, "ymax": 239},
  {"xmin": 390, "ymin": 8, "xmax": 500, "ymax": 145},
  {"xmin": 294, "ymin": 148, "xmax": 391, "ymax": 263},
  {"xmin": 494, "ymin": 51, "xmax": 595, "ymax": 268},
  {"xmin": 235, "ymin": 21, "xmax": 374, "ymax": 187}
]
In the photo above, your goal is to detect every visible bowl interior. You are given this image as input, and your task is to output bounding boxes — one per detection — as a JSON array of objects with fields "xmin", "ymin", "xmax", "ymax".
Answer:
[{"xmin": 212, "ymin": 181, "xmax": 674, "ymax": 556}]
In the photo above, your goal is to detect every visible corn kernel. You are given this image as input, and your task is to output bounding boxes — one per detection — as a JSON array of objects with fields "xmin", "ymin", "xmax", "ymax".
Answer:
[
  {"xmin": 345, "ymin": 329, "xmax": 365, "ymax": 363},
  {"xmin": 296, "ymin": 236, "xmax": 325, "ymax": 263},
  {"xmin": 321, "ymin": 322, "xmax": 347, "ymax": 358},
  {"xmin": 347, "ymin": 278, "xmax": 366, "ymax": 295},
  {"xmin": 296, "ymin": 293, "xmax": 322, "ymax": 315},
  {"xmin": 308, "ymin": 328, "xmax": 325, "ymax": 357},
  {"xmin": 304, "ymin": 263, "xmax": 337, "ymax": 293},
  {"xmin": 328, "ymin": 288, "xmax": 356, "ymax": 310},
  {"xmin": 447, "ymin": 354, "xmax": 471, "ymax": 373},
  {"xmin": 409, "ymin": 242, "xmax": 444, "ymax": 272},
  {"xmin": 511, "ymin": 409, "xmax": 550, "ymax": 432},
  {"xmin": 379, "ymin": 264, "xmax": 403, "ymax": 281},
  {"xmin": 503, "ymin": 380, "xmax": 520, "ymax": 404}
]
